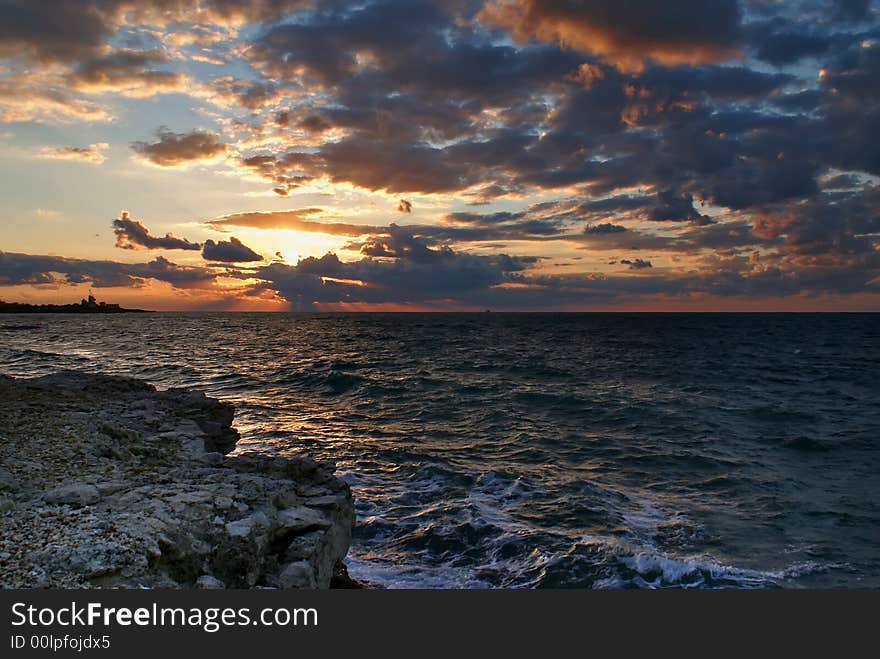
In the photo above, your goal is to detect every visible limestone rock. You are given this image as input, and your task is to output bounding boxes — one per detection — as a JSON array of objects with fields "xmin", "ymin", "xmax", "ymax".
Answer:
[
  {"xmin": 196, "ymin": 575, "xmax": 226, "ymax": 589},
  {"xmin": 276, "ymin": 506, "xmax": 331, "ymax": 533},
  {"xmin": 0, "ymin": 371, "xmax": 357, "ymax": 589},
  {"xmin": 43, "ymin": 484, "xmax": 100, "ymax": 506},
  {"xmin": 278, "ymin": 561, "xmax": 317, "ymax": 589},
  {"xmin": 0, "ymin": 469, "xmax": 19, "ymax": 493}
]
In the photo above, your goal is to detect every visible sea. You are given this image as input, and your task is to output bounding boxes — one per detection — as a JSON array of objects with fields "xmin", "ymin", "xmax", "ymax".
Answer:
[{"xmin": 1, "ymin": 312, "xmax": 878, "ymax": 588}]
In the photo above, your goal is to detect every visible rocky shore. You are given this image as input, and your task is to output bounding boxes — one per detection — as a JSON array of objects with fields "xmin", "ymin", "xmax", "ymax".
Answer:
[{"xmin": 0, "ymin": 371, "xmax": 357, "ymax": 589}]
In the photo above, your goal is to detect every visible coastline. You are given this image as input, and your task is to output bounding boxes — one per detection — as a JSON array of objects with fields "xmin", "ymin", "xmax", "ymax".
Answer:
[{"xmin": 0, "ymin": 371, "xmax": 357, "ymax": 589}]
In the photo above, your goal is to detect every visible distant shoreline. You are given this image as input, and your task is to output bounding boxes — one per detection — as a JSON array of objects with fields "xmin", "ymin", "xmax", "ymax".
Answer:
[{"xmin": 0, "ymin": 300, "xmax": 153, "ymax": 314}]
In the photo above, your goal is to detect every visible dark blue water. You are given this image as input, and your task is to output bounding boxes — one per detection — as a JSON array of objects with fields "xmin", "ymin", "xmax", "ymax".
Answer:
[{"xmin": 2, "ymin": 313, "xmax": 878, "ymax": 588}]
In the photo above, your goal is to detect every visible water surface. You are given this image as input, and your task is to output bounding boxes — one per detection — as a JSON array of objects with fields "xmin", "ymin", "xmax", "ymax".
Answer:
[{"xmin": 2, "ymin": 313, "xmax": 878, "ymax": 588}]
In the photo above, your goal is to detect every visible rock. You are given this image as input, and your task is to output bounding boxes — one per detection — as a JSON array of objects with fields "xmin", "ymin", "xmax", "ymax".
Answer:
[
  {"xmin": 225, "ymin": 511, "xmax": 271, "ymax": 539},
  {"xmin": 0, "ymin": 371, "xmax": 356, "ymax": 590},
  {"xmin": 179, "ymin": 437, "xmax": 206, "ymax": 459},
  {"xmin": 200, "ymin": 452, "xmax": 225, "ymax": 466},
  {"xmin": 196, "ymin": 575, "xmax": 226, "ymax": 589},
  {"xmin": 272, "ymin": 491, "xmax": 301, "ymax": 509},
  {"xmin": 95, "ymin": 482, "xmax": 128, "ymax": 495},
  {"xmin": 44, "ymin": 484, "xmax": 100, "ymax": 506},
  {"xmin": 0, "ymin": 469, "xmax": 18, "ymax": 493},
  {"xmin": 98, "ymin": 421, "xmax": 140, "ymax": 442},
  {"xmin": 329, "ymin": 561, "xmax": 366, "ymax": 589},
  {"xmin": 278, "ymin": 561, "xmax": 317, "ymax": 589},
  {"xmin": 303, "ymin": 494, "xmax": 349, "ymax": 509},
  {"xmin": 276, "ymin": 506, "xmax": 331, "ymax": 533},
  {"xmin": 284, "ymin": 530, "xmax": 326, "ymax": 561}
]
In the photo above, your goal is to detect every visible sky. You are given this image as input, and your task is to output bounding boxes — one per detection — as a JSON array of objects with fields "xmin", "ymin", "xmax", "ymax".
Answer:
[{"xmin": 0, "ymin": 0, "xmax": 878, "ymax": 311}]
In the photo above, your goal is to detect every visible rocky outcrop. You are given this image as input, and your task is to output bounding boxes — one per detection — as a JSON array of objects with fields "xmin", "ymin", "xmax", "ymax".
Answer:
[{"xmin": 0, "ymin": 371, "xmax": 355, "ymax": 589}]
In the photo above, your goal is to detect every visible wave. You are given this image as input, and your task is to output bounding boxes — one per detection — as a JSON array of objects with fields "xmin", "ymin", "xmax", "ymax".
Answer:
[{"xmin": 595, "ymin": 552, "xmax": 841, "ymax": 589}]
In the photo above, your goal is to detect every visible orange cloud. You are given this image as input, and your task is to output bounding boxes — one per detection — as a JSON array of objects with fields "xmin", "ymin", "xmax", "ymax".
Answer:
[
  {"xmin": 207, "ymin": 209, "xmax": 381, "ymax": 235},
  {"xmin": 38, "ymin": 142, "xmax": 109, "ymax": 164},
  {"xmin": 480, "ymin": 0, "xmax": 741, "ymax": 71}
]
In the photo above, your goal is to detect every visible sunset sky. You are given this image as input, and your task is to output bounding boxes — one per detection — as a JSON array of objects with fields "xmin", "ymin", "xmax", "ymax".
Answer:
[{"xmin": 1, "ymin": 0, "xmax": 878, "ymax": 310}]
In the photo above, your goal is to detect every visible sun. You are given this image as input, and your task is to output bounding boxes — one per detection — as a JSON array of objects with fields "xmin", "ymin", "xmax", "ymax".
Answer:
[{"xmin": 241, "ymin": 229, "xmax": 359, "ymax": 264}]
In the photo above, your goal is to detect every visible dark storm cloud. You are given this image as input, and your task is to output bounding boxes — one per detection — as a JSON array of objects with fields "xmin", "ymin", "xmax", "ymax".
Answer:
[
  {"xmin": 252, "ymin": 0, "xmax": 583, "ymax": 103},
  {"xmin": 808, "ymin": 45, "xmax": 880, "ymax": 177},
  {"xmin": 752, "ymin": 187, "xmax": 880, "ymax": 261},
  {"xmin": 633, "ymin": 65, "xmax": 795, "ymax": 101},
  {"xmin": 238, "ymin": 1, "xmax": 591, "ymax": 195},
  {"xmin": 253, "ymin": 0, "xmax": 449, "ymax": 85},
  {"xmin": 751, "ymin": 25, "xmax": 833, "ymax": 66},
  {"xmin": 0, "ymin": 2, "xmax": 114, "ymax": 63},
  {"xmin": 832, "ymin": 0, "xmax": 873, "ymax": 22},
  {"xmin": 708, "ymin": 158, "xmax": 821, "ymax": 210},
  {"xmin": 0, "ymin": 251, "xmax": 216, "ymax": 289},
  {"xmin": 676, "ymin": 219, "xmax": 781, "ymax": 252},
  {"xmin": 649, "ymin": 190, "xmax": 713, "ymax": 224},
  {"xmin": 232, "ymin": 0, "xmax": 820, "ymax": 205},
  {"xmin": 131, "ymin": 128, "xmax": 227, "ymax": 166},
  {"xmin": 202, "ymin": 236, "xmax": 263, "ymax": 262},
  {"xmin": 113, "ymin": 213, "xmax": 202, "ymax": 251}
]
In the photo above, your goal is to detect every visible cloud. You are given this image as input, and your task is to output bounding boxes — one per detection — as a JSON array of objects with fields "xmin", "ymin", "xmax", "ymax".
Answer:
[
  {"xmin": 113, "ymin": 212, "xmax": 202, "ymax": 251},
  {"xmin": 0, "ymin": 78, "xmax": 112, "ymax": 123},
  {"xmin": 131, "ymin": 128, "xmax": 227, "ymax": 166},
  {"xmin": 479, "ymin": 0, "xmax": 742, "ymax": 71},
  {"xmin": 248, "ymin": 229, "xmax": 539, "ymax": 309},
  {"xmin": 0, "ymin": 1, "xmax": 318, "ymax": 66},
  {"xmin": 38, "ymin": 143, "xmax": 109, "ymax": 164},
  {"xmin": 237, "ymin": 154, "xmax": 315, "ymax": 196},
  {"xmin": 750, "ymin": 25, "xmax": 833, "ymax": 67},
  {"xmin": 649, "ymin": 189, "xmax": 713, "ymax": 224},
  {"xmin": 0, "ymin": 2, "xmax": 115, "ymax": 63},
  {"xmin": 70, "ymin": 49, "xmax": 186, "ymax": 97},
  {"xmin": 201, "ymin": 76, "xmax": 280, "ymax": 109},
  {"xmin": 206, "ymin": 209, "xmax": 377, "ymax": 234},
  {"xmin": 832, "ymin": 0, "xmax": 873, "ymax": 22},
  {"xmin": 0, "ymin": 251, "xmax": 216, "ymax": 289},
  {"xmin": 202, "ymin": 236, "xmax": 263, "ymax": 262},
  {"xmin": 398, "ymin": 199, "xmax": 413, "ymax": 213},
  {"xmin": 585, "ymin": 223, "xmax": 627, "ymax": 234},
  {"xmin": 620, "ymin": 258, "xmax": 653, "ymax": 269}
]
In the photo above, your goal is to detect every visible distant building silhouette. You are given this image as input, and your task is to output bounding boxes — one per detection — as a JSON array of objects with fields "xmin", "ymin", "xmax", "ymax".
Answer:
[{"xmin": 79, "ymin": 292, "xmax": 120, "ymax": 311}]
